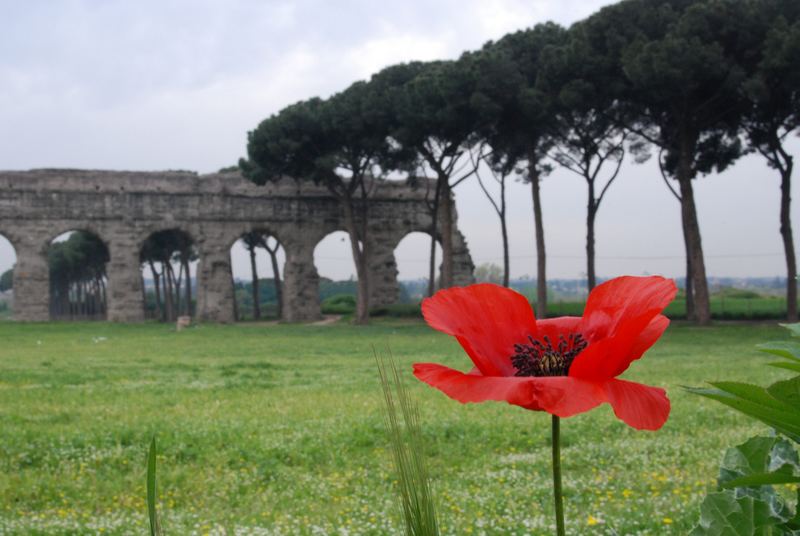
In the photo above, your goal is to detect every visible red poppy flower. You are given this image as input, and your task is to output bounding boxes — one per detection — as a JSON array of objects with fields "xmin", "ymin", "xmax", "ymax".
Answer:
[{"xmin": 413, "ymin": 276, "xmax": 676, "ymax": 430}]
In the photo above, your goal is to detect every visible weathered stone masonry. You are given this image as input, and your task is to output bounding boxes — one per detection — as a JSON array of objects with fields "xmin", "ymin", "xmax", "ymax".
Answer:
[{"xmin": 0, "ymin": 169, "xmax": 474, "ymax": 322}]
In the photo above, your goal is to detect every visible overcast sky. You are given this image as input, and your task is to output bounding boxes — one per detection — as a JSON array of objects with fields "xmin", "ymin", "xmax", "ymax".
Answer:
[{"xmin": 0, "ymin": 0, "xmax": 797, "ymax": 282}]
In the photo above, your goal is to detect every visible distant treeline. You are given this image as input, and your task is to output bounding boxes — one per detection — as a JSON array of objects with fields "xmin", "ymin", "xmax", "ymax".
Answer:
[
  {"xmin": 48, "ymin": 232, "xmax": 108, "ymax": 320},
  {"xmin": 232, "ymin": 277, "xmax": 414, "ymax": 320}
]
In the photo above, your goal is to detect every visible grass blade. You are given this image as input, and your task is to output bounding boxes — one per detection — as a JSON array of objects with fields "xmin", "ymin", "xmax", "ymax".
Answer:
[
  {"xmin": 147, "ymin": 436, "xmax": 162, "ymax": 536},
  {"xmin": 376, "ymin": 350, "xmax": 440, "ymax": 536}
]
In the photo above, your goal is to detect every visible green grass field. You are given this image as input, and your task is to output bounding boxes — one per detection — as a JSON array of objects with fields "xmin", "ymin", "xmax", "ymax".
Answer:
[
  {"xmin": 546, "ymin": 297, "xmax": 788, "ymax": 320},
  {"xmin": 0, "ymin": 319, "xmax": 792, "ymax": 535}
]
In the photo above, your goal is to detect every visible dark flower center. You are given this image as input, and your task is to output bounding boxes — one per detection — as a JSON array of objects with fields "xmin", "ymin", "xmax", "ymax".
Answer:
[{"xmin": 511, "ymin": 333, "xmax": 588, "ymax": 377}]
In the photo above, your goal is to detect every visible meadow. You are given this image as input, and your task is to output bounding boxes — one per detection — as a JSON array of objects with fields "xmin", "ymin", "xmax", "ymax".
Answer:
[
  {"xmin": 0, "ymin": 319, "xmax": 791, "ymax": 535},
  {"xmin": 546, "ymin": 296, "xmax": 788, "ymax": 321}
]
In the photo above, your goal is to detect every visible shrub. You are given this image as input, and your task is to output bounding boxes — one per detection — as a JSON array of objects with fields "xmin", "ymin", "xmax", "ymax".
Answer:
[
  {"xmin": 371, "ymin": 303, "xmax": 422, "ymax": 318},
  {"xmin": 321, "ymin": 294, "xmax": 356, "ymax": 314}
]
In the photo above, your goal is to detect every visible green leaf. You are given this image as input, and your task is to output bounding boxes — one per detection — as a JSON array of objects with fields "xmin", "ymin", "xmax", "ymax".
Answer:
[
  {"xmin": 689, "ymin": 491, "xmax": 789, "ymax": 535},
  {"xmin": 722, "ymin": 473, "xmax": 800, "ymax": 488},
  {"xmin": 709, "ymin": 382, "xmax": 790, "ymax": 411},
  {"xmin": 718, "ymin": 436, "xmax": 800, "ymax": 490},
  {"xmin": 758, "ymin": 341, "xmax": 800, "ymax": 362},
  {"xmin": 147, "ymin": 437, "xmax": 161, "ymax": 536},
  {"xmin": 780, "ymin": 323, "xmax": 800, "ymax": 338},
  {"xmin": 783, "ymin": 489, "xmax": 800, "ymax": 531},
  {"xmin": 768, "ymin": 362, "xmax": 800, "ymax": 374},
  {"xmin": 687, "ymin": 384, "xmax": 800, "ymax": 443},
  {"xmin": 768, "ymin": 376, "xmax": 800, "ymax": 409},
  {"xmin": 691, "ymin": 436, "xmax": 800, "ymax": 534}
]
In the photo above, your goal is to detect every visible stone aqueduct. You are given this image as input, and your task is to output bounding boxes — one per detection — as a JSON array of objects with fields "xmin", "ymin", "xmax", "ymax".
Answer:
[{"xmin": 0, "ymin": 169, "xmax": 475, "ymax": 322}]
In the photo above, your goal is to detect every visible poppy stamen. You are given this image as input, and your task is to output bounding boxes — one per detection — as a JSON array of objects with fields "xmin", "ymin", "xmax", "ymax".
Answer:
[{"xmin": 511, "ymin": 333, "xmax": 588, "ymax": 377}]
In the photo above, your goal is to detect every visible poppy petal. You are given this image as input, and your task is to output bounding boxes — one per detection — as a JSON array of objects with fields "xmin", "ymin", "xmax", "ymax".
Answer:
[
  {"xmin": 628, "ymin": 314, "xmax": 670, "ymax": 364},
  {"xmin": 570, "ymin": 314, "xmax": 670, "ymax": 380},
  {"xmin": 421, "ymin": 284, "xmax": 536, "ymax": 376},
  {"xmin": 533, "ymin": 376, "xmax": 606, "ymax": 418},
  {"xmin": 568, "ymin": 337, "xmax": 617, "ymax": 381},
  {"xmin": 413, "ymin": 362, "xmax": 537, "ymax": 407},
  {"xmin": 570, "ymin": 277, "xmax": 675, "ymax": 380},
  {"xmin": 534, "ymin": 317, "xmax": 582, "ymax": 342},
  {"xmin": 604, "ymin": 378, "xmax": 670, "ymax": 431},
  {"xmin": 581, "ymin": 276, "xmax": 676, "ymax": 341},
  {"xmin": 413, "ymin": 363, "xmax": 606, "ymax": 417}
]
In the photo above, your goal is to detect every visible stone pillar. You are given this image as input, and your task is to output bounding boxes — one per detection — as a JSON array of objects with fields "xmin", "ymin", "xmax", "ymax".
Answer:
[
  {"xmin": 452, "ymin": 233, "xmax": 475, "ymax": 287},
  {"xmin": 196, "ymin": 242, "xmax": 236, "ymax": 323},
  {"xmin": 368, "ymin": 232, "xmax": 400, "ymax": 308},
  {"xmin": 282, "ymin": 241, "xmax": 320, "ymax": 322},
  {"xmin": 436, "ymin": 196, "xmax": 475, "ymax": 288},
  {"xmin": 107, "ymin": 236, "xmax": 145, "ymax": 322},
  {"xmin": 13, "ymin": 237, "xmax": 50, "ymax": 321}
]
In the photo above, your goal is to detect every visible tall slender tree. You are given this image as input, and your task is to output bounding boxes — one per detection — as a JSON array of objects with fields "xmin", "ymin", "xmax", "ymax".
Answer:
[
  {"xmin": 424, "ymin": 177, "xmax": 442, "ymax": 297},
  {"xmin": 581, "ymin": 0, "xmax": 747, "ymax": 325},
  {"xmin": 140, "ymin": 230, "xmax": 195, "ymax": 322},
  {"xmin": 49, "ymin": 232, "xmax": 109, "ymax": 319},
  {"xmin": 471, "ymin": 144, "xmax": 513, "ymax": 287},
  {"xmin": 367, "ymin": 63, "xmax": 444, "ymax": 295},
  {"xmin": 472, "ymin": 23, "xmax": 566, "ymax": 317},
  {"xmin": 739, "ymin": 1, "xmax": 800, "ymax": 321},
  {"xmin": 538, "ymin": 28, "xmax": 648, "ymax": 291},
  {"xmin": 390, "ymin": 59, "xmax": 481, "ymax": 289},
  {"xmin": 245, "ymin": 80, "xmax": 395, "ymax": 324},
  {"xmin": 241, "ymin": 231, "xmax": 263, "ymax": 320},
  {"xmin": 261, "ymin": 235, "xmax": 284, "ymax": 320}
]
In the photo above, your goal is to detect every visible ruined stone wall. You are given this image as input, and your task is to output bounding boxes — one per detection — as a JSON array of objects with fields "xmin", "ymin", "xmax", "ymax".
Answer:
[{"xmin": 0, "ymin": 169, "xmax": 474, "ymax": 322}]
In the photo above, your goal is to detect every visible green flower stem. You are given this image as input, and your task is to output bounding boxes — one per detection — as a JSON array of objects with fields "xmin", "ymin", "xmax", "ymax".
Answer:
[{"xmin": 552, "ymin": 415, "xmax": 565, "ymax": 536}]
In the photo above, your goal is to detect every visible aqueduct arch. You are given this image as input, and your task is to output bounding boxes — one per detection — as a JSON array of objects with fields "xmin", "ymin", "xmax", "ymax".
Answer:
[
  {"xmin": 229, "ymin": 227, "xmax": 285, "ymax": 321},
  {"xmin": 0, "ymin": 169, "xmax": 475, "ymax": 322}
]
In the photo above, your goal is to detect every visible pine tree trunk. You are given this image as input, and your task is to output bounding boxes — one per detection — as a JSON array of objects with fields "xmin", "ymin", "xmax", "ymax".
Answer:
[
  {"xmin": 164, "ymin": 263, "xmax": 174, "ymax": 322},
  {"xmin": 149, "ymin": 261, "xmax": 162, "ymax": 321},
  {"xmin": 183, "ymin": 258, "xmax": 191, "ymax": 317},
  {"xmin": 161, "ymin": 268, "xmax": 168, "ymax": 321},
  {"xmin": 94, "ymin": 279, "xmax": 99, "ymax": 317},
  {"xmin": 427, "ymin": 181, "xmax": 442, "ymax": 297},
  {"xmin": 93, "ymin": 280, "xmax": 98, "ymax": 316},
  {"xmin": 500, "ymin": 177, "xmax": 510, "ymax": 288},
  {"xmin": 232, "ymin": 279, "xmax": 239, "ymax": 322},
  {"xmin": 249, "ymin": 246, "xmax": 261, "ymax": 320},
  {"xmin": 684, "ymin": 235, "xmax": 695, "ymax": 321},
  {"xmin": 342, "ymin": 193, "xmax": 370, "ymax": 324},
  {"xmin": 141, "ymin": 273, "xmax": 147, "ymax": 318},
  {"xmin": 173, "ymin": 263, "xmax": 183, "ymax": 315},
  {"xmin": 586, "ymin": 180, "xmax": 597, "ymax": 292},
  {"xmin": 100, "ymin": 277, "xmax": 107, "ymax": 316},
  {"xmin": 677, "ymin": 170, "xmax": 711, "ymax": 325},
  {"xmin": 62, "ymin": 284, "xmax": 69, "ymax": 318},
  {"xmin": 268, "ymin": 248, "xmax": 283, "ymax": 320},
  {"xmin": 439, "ymin": 178, "xmax": 454, "ymax": 289},
  {"xmin": 530, "ymin": 165, "xmax": 547, "ymax": 319},
  {"xmin": 779, "ymin": 158, "xmax": 798, "ymax": 322}
]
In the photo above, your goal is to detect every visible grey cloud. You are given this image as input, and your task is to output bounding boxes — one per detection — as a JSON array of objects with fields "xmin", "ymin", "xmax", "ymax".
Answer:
[{"xmin": 0, "ymin": 0, "xmax": 795, "ymax": 280}]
